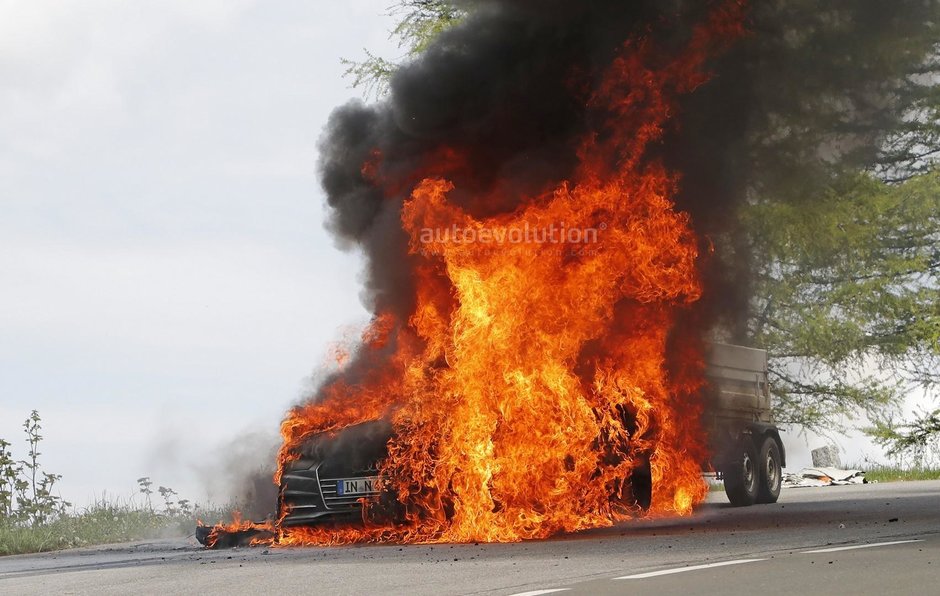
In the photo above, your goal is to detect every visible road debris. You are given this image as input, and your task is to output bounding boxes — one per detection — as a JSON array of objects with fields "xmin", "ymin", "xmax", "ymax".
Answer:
[
  {"xmin": 782, "ymin": 467, "xmax": 866, "ymax": 488},
  {"xmin": 811, "ymin": 445, "xmax": 842, "ymax": 468}
]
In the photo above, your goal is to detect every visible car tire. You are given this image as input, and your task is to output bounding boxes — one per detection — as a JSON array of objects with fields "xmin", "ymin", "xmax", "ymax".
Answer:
[{"xmin": 630, "ymin": 456, "xmax": 653, "ymax": 510}]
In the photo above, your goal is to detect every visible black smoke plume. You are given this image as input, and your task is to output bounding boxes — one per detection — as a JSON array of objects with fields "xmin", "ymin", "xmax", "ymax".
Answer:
[{"xmin": 319, "ymin": 0, "xmax": 939, "ymax": 349}]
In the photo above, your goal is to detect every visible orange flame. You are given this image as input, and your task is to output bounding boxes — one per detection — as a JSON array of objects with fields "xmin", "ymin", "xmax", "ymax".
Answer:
[
  {"xmin": 199, "ymin": 511, "xmax": 274, "ymax": 548},
  {"xmin": 272, "ymin": 1, "xmax": 747, "ymax": 545}
]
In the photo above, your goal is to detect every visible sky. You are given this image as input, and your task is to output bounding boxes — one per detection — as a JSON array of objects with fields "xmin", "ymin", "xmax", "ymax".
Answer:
[
  {"xmin": 0, "ymin": 1, "xmax": 912, "ymax": 509},
  {"xmin": 0, "ymin": 1, "xmax": 398, "ymax": 505}
]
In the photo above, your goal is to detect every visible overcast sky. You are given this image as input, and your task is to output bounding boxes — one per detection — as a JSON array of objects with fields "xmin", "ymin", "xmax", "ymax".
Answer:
[
  {"xmin": 0, "ymin": 1, "xmax": 401, "ymax": 505},
  {"xmin": 1, "ymin": 2, "xmax": 907, "ymax": 509}
]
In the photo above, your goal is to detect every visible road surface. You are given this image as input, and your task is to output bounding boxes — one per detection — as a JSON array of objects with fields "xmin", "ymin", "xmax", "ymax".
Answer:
[{"xmin": 1, "ymin": 480, "xmax": 938, "ymax": 595}]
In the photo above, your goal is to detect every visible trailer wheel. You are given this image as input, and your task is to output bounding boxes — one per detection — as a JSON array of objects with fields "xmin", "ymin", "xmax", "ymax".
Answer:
[
  {"xmin": 723, "ymin": 440, "xmax": 759, "ymax": 506},
  {"xmin": 756, "ymin": 436, "xmax": 782, "ymax": 504}
]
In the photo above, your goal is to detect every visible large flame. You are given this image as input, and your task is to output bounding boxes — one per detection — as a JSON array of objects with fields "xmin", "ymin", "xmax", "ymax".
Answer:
[{"xmin": 271, "ymin": 2, "xmax": 746, "ymax": 546}]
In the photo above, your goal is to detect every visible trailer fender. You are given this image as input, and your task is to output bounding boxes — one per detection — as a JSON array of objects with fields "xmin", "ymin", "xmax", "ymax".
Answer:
[{"xmin": 743, "ymin": 422, "xmax": 785, "ymax": 468}]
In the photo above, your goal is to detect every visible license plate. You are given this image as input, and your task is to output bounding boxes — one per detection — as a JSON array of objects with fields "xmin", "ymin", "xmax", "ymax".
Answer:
[{"xmin": 336, "ymin": 476, "xmax": 380, "ymax": 496}]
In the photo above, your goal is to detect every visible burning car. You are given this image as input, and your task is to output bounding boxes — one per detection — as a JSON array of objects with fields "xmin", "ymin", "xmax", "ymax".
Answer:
[
  {"xmin": 196, "ymin": 2, "xmax": 791, "ymax": 546},
  {"xmin": 278, "ymin": 343, "xmax": 784, "ymax": 528}
]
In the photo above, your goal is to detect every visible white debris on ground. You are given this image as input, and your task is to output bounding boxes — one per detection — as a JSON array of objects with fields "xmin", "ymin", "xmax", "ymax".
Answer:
[{"xmin": 782, "ymin": 467, "xmax": 867, "ymax": 488}]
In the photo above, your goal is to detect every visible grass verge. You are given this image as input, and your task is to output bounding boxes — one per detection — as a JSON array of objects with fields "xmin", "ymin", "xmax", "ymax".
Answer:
[
  {"xmin": 861, "ymin": 464, "xmax": 940, "ymax": 483},
  {"xmin": 0, "ymin": 500, "xmax": 234, "ymax": 556}
]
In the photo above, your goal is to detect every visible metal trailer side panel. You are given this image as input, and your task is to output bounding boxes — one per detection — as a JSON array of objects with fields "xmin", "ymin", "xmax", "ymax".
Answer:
[
  {"xmin": 704, "ymin": 342, "xmax": 772, "ymax": 426},
  {"xmin": 702, "ymin": 342, "xmax": 783, "ymax": 471}
]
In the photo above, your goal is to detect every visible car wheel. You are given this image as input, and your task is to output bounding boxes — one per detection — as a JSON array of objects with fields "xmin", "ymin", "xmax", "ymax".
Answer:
[{"xmin": 630, "ymin": 456, "xmax": 652, "ymax": 510}]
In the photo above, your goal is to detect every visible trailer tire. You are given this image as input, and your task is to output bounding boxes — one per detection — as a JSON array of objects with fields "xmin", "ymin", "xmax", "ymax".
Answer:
[
  {"xmin": 724, "ymin": 440, "xmax": 759, "ymax": 506},
  {"xmin": 756, "ymin": 436, "xmax": 782, "ymax": 504}
]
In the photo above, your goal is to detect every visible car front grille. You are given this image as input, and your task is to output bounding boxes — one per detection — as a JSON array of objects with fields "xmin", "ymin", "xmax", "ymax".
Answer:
[{"xmin": 280, "ymin": 464, "xmax": 384, "ymax": 526}]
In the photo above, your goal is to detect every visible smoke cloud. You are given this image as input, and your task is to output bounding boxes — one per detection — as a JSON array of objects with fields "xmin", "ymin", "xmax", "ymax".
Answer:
[{"xmin": 318, "ymin": 0, "xmax": 938, "ymax": 345}]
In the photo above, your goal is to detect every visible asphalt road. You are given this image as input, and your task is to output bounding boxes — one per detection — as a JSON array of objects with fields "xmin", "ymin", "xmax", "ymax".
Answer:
[{"xmin": 1, "ymin": 480, "xmax": 938, "ymax": 595}]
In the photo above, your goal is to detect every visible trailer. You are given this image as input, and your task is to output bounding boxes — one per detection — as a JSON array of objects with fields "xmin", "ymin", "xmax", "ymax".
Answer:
[{"xmin": 703, "ymin": 342, "xmax": 784, "ymax": 506}]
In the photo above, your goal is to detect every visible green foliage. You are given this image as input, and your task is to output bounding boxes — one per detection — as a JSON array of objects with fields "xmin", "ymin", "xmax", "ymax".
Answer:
[
  {"xmin": 0, "ymin": 411, "xmax": 70, "ymax": 528},
  {"xmin": 158, "ymin": 485, "xmax": 178, "ymax": 515},
  {"xmin": 868, "ymin": 408, "xmax": 940, "ymax": 461},
  {"xmin": 341, "ymin": 0, "xmax": 464, "ymax": 98},
  {"xmin": 0, "ymin": 440, "xmax": 16, "ymax": 519},
  {"xmin": 722, "ymin": 1, "xmax": 940, "ymax": 444},
  {"xmin": 136, "ymin": 476, "xmax": 153, "ymax": 511},
  {"xmin": 731, "ymin": 1, "xmax": 940, "ymax": 203},
  {"xmin": 1, "ymin": 411, "xmax": 233, "ymax": 556},
  {"xmin": 389, "ymin": 0, "xmax": 462, "ymax": 55},
  {"xmin": 0, "ymin": 498, "xmax": 237, "ymax": 556},
  {"xmin": 341, "ymin": 50, "xmax": 397, "ymax": 100},
  {"xmin": 856, "ymin": 461, "xmax": 940, "ymax": 482},
  {"xmin": 744, "ymin": 172, "xmax": 940, "ymax": 429}
]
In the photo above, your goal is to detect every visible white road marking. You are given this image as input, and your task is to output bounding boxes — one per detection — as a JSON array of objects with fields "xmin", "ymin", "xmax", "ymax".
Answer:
[
  {"xmin": 512, "ymin": 540, "xmax": 927, "ymax": 593},
  {"xmin": 802, "ymin": 539, "xmax": 924, "ymax": 553},
  {"xmin": 614, "ymin": 558, "xmax": 766, "ymax": 579}
]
